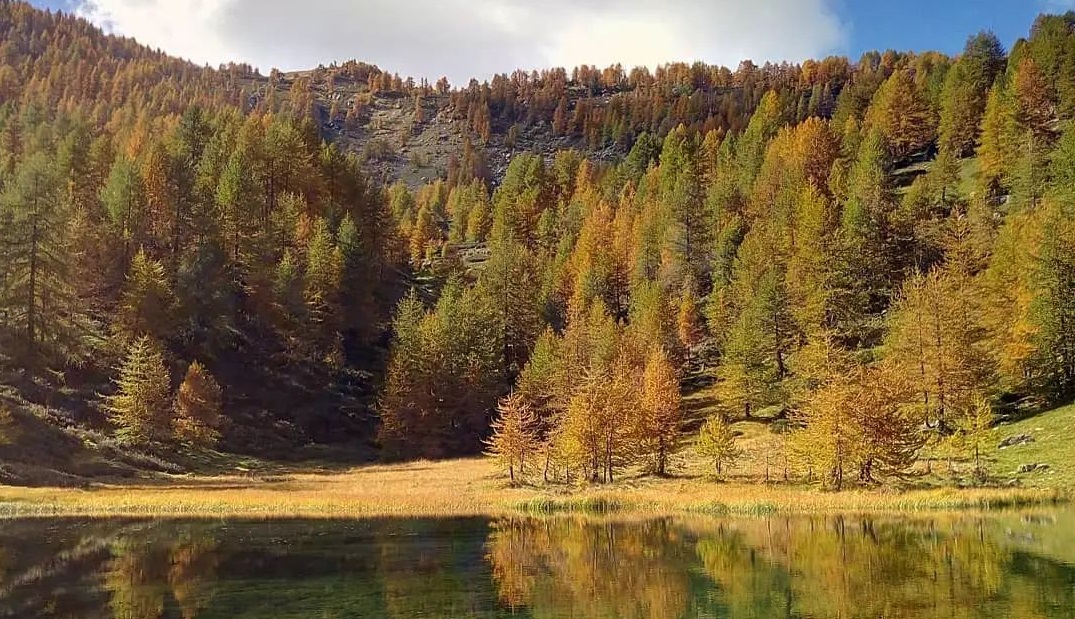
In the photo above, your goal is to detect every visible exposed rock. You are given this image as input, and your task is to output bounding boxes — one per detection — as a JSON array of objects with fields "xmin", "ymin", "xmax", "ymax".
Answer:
[
  {"xmin": 998, "ymin": 434, "xmax": 1035, "ymax": 449},
  {"xmin": 1017, "ymin": 463, "xmax": 1050, "ymax": 474}
]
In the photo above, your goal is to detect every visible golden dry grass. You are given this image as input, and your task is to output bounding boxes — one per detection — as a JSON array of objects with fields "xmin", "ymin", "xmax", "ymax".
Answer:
[{"xmin": 0, "ymin": 456, "xmax": 1063, "ymax": 519}]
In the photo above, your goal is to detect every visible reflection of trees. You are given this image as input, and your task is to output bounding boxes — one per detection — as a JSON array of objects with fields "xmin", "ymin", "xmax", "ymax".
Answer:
[
  {"xmin": 695, "ymin": 525, "xmax": 792, "ymax": 617},
  {"xmin": 168, "ymin": 528, "xmax": 220, "ymax": 619},
  {"xmin": 105, "ymin": 523, "xmax": 220, "ymax": 619},
  {"xmin": 2, "ymin": 515, "xmax": 1074, "ymax": 618},
  {"xmin": 487, "ymin": 514, "xmax": 1075, "ymax": 619},
  {"xmin": 691, "ymin": 516, "xmax": 1071, "ymax": 619},
  {"xmin": 106, "ymin": 535, "xmax": 170, "ymax": 619},
  {"xmin": 485, "ymin": 518, "xmax": 691, "ymax": 619}
]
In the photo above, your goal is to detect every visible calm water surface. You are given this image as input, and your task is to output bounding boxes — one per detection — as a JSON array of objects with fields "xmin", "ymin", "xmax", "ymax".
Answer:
[{"xmin": 1, "ymin": 510, "xmax": 1073, "ymax": 618}]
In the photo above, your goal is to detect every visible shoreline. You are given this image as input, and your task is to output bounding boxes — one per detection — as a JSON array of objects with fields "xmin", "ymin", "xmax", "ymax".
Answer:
[{"xmin": 0, "ymin": 458, "xmax": 1066, "ymax": 520}]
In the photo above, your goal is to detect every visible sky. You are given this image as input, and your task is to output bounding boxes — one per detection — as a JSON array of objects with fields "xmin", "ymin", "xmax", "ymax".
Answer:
[{"xmin": 28, "ymin": 0, "xmax": 1075, "ymax": 83}]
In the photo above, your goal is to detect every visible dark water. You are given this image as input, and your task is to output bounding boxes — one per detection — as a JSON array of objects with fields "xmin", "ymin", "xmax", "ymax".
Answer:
[{"xmin": 1, "ymin": 511, "xmax": 1073, "ymax": 618}]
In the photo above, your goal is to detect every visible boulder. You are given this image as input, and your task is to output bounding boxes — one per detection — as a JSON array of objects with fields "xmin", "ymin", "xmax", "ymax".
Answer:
[{"xmin": 999, "ymin": 434, "xmax": 1035, "ymax": 449}]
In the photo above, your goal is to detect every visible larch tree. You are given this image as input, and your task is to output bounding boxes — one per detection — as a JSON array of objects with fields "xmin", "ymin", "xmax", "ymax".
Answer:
[
  {"xmin": 853, "ymin": 364, "xmax": 923, "ymax": 483},
  {"xmin": 637, "ymin": 348, "xmax": 683, "ymax": 477},
  {"xmin": 104, "ymin": 335, "xmax": 172, "ymax": 445},
  {"xmin": 885, "ymin": 268, "xmax": 994, "ymax": 434},
  {"xmin": 696, "ymin": 415, "xmax": 741, "ymax": 479},
  {"xmin": 982, "ymin": 209, "xmax": 1042, "ymax": 394},
  {"xmin": 516, "ymin": 328, "xmax": 566, "ymax": 481},
  {"xmin": 865, "ymin": 67, "xmax": 937, "ymax": 161},
  {"xmin": 1013, "ymin": 57, "xmax": 1057, "ymax": 143},
  {"xmin": 558, "ymin": 361, "xmax": 637, "ymax": 483},
  {"xmin": 976, "ymin": 80, "xmax": 1018, "ymax": 194},
  {"xmin": 957, "ymin": 394, "xmax": 994, "ymax": 477},
  {"xmin": 173, "ymin": 361, "xmax": 223, "ymax": 447},
  {"xmin": 484, "ymin": 391, "xmax": 539, "ymax": 484},
  {"xmin": 116, "ymin": 249, "xmax": 174, "ymax": 343},
  {"xmin": 790, "ymin": 371, "xmax": 863, "ymax": 490},
  {"xmin": 676, "ymin": 286, "xmax": 705, "ymax": 366}
]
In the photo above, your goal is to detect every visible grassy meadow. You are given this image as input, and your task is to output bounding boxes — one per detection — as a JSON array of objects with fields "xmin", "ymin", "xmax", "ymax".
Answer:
[
  {"xmin": 0, "ymin": 456, "xmax": 1064, "ymax": 519},
  {"xmin": 0, "ymin": 410, "xmax": 1068, "ymax": 520},
  {"xmin": 0, "ymin": 382, "xmax": 1069, "ymax": 520}
]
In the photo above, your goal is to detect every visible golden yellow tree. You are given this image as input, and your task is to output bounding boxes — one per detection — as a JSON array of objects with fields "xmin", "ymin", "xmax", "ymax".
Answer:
[
  {"xmin": 864, "ymin": 66, "xmax": 937, "ymax": 160},
  {"xmin": 947, "ymin": 393, "xmax": 994, "ymax": 478},
  {"xmin": 791, "ymin": 372, "xmax": 863, "ymax": 490},
  {"xmin": 484, "ymin": 391, "xmax": 539, "ymax": 483},
  {"xmin": 885, "ymin": 267, "xmax": 994, "ymax": 435},
  {"xmin": 558, "ymin": 362, "xmax": 638, "ymax": 483},
  {"xmin": 637, "ymin": 348, "xmax": 683, "ymax": 476},
  {"xmin": 793, "ymin": 364, "xmax": 922, "ymax": 489},
  {"xmin": 696, "ymin": 415, "xmax": 740, "ymax": 478}
]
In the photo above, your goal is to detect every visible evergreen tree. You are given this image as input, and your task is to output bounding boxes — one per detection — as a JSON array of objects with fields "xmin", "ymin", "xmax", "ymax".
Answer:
[
  {"xmin": 1030, "ymin": 199, "xmax": 1075, "ymax": 399},
  {"xmin": 105, "ymin": 336, "xmax": 172, "ymax": 444},
  {"xmin": 304, "ymin": 219, "xmax": 343, "ymax": 362},
  {"xmin": 116, "ymin": 250, "xmax": 174, "ymax": 342},
  {"xmin": 100, "ymin": 155, "xmax": 146, "ymax": 265},
  {"xmin": 718, "ymin": 267, "xmax": 795, "ymax": 418},
  {"xmin": 0, "ymin": 152, "xmax": 87, "ymax": 366},
  {"xmin": 831, "ymin": 129, "xmax": 896, "ymax": 347},
  {"xmin": 938, "ymin": 32, "xmax": 1006, "ymax": 157}
]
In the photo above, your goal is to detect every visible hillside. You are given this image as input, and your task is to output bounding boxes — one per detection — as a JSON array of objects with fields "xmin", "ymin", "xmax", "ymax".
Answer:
[
  {"xmin": 265, "ymin": 58, "xmax": 844, "ymax": 188},
  {"xmin": 0, "ymin": 1, "xmax": 1072, "ymax": 492}
]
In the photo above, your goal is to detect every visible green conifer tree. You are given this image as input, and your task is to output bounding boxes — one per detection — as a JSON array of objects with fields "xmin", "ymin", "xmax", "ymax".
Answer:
[{"xmin": 105, "ymin": 336, "xmax": 172, "ymax": 444}]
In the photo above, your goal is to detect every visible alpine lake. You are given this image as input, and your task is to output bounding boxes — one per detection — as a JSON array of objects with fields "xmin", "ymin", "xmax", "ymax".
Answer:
[{"xmin": 1, "ymin": 508, "xmax": 1073, "ymax": 618}]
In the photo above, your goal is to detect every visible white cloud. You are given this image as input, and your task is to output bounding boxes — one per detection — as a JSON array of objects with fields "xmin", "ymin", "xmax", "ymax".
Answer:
[{"xmin": 72, "ymin": 0, "xmax": 848, "ymax": 83}]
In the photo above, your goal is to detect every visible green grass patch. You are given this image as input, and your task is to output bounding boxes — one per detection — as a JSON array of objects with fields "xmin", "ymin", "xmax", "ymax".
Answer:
[{"xmin": 986, "ymin": 403, "xmax": 1075, "ymax": 490}]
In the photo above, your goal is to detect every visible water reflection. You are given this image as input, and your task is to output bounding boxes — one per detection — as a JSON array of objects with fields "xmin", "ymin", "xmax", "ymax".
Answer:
[
  {"xmin": 486, "ymin": 514, "xmax": 1075, "ymax": 619},
  {"xmin": 0, "ymin": 511, "xmax": 1071, "ymax": 618}
]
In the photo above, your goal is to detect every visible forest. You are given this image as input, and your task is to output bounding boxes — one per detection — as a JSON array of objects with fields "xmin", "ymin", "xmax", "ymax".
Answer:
[{"xmin": 0, "ymin": 0, "xmax": 1072, "ymax": 490}]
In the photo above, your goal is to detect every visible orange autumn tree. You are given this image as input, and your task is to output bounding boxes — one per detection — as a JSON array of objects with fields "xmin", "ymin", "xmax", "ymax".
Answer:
[{"xmin": 173, "ymin": 361, "xmax": 224, "ymax": 447}]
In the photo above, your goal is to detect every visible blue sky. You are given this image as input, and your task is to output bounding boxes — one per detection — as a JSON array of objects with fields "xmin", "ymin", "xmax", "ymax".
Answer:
[
  {"xmin": 835, "ymin": 0, "xmax": 1062, "ymax": 57},
  {"xmin": 25, "ymin": 0, "xmax": 1068, "ymax": 81}
]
